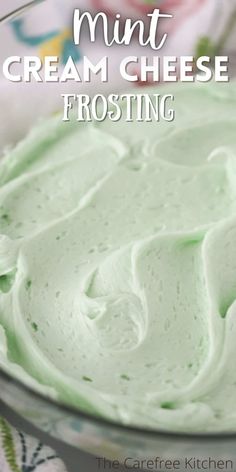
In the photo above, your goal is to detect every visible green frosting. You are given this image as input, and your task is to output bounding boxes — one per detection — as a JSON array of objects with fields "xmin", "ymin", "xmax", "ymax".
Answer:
[{"xmin": 1, "ymin": 82, "xmax": 236, "ymax": 432}]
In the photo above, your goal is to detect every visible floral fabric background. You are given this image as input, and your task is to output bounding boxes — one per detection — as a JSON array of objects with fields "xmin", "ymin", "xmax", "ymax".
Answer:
[
  {"xmin": 0, "ymin": 0, "xmax": 235, "ymax": 149},
  {"xmin": 0, "ymin": 417, "xmax": 67, "ymax": 472}
]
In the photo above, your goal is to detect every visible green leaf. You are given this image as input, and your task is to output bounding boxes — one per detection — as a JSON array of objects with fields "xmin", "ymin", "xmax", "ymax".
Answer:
[
  {"xmin": 0, "ymin": 418, "xmax": 20, "ymax": 472},
  {"xmin": 195, "ymin": 36, "xmax": 216, "ymax": 59}
]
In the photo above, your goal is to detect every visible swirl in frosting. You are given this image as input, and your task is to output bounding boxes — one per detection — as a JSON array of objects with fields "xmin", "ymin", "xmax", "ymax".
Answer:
[{"xmin": 1, "ymin": 82, "xmax": 236, "ymax": 432}]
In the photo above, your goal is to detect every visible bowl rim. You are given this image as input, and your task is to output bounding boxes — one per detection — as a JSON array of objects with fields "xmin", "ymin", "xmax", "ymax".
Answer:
[
  {"xmin": 0, "ymin": 0, "xmax": 45, "ymax": 25},
  {"xmin": 1, "ymin": 0, "xmax": 236, "ymax": 445},
  {"xmin": 1, "ymin": 366, "xmax": 236, "ymax": 442}
]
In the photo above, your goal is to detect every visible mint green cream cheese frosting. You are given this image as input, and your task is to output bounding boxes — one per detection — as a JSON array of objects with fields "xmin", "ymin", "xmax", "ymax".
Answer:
[{"xmin": 1, "ymin": 82, "xmax": 236, "ymax": 432}]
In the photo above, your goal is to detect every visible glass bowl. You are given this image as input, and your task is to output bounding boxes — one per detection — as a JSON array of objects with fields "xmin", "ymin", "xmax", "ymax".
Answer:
[
  {"xmin": 0, "ymin": 1, "xmax": 236, "ymax": 469},
  {"xmin": 1, "ymin": 368, "xmax": 236, "ymax": 468}
]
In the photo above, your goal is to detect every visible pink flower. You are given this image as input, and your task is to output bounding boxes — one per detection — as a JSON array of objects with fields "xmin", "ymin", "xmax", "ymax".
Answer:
[
  {"xmin": 159, "ymin": 0, "xmax": 209, "ymax": 32},
  {"xmin": 91, "ymin": 0, "xmax": 208, "ymax": 24}
]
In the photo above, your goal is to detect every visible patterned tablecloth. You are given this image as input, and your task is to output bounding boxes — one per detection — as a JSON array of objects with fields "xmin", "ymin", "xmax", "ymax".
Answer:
[{"xmin": 0, "ymin": 417, "xmax": 67, "ymax": 472}]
